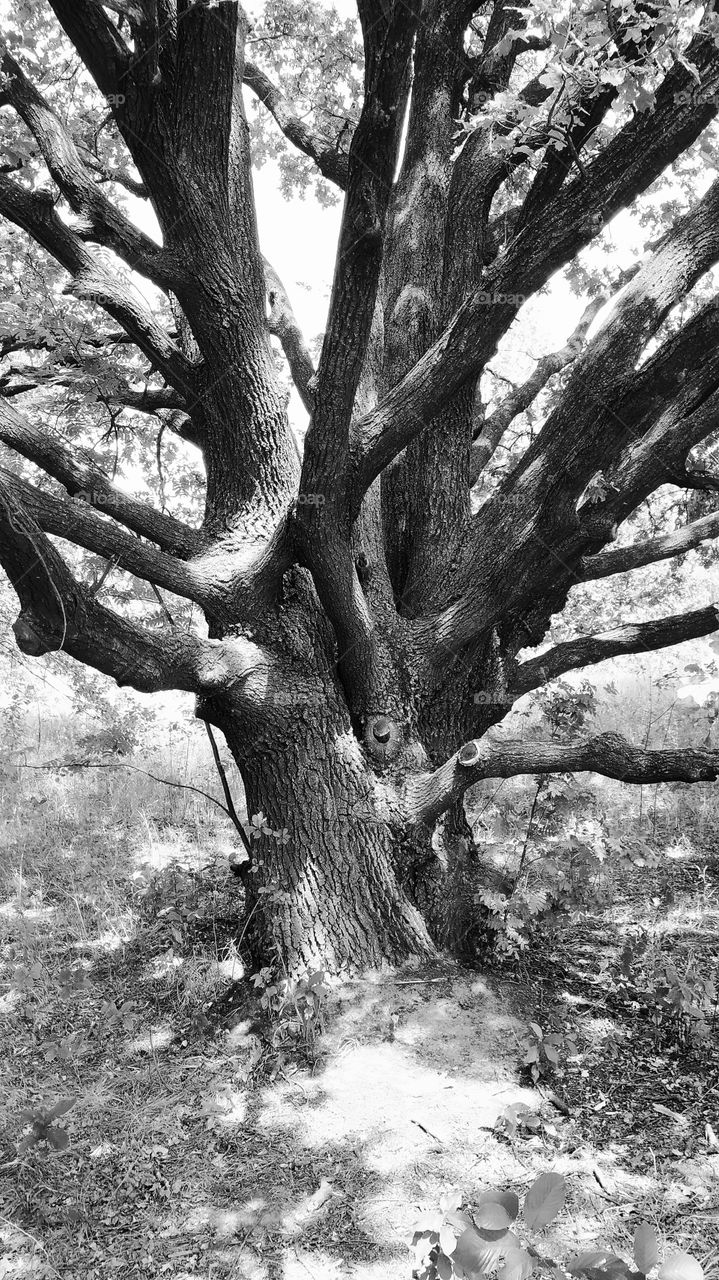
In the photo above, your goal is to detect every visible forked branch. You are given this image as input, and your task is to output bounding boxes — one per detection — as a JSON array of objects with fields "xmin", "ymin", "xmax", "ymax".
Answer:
[
  {"xmin": 351, "ymin": 34, "xmax": 719, "ymax": 508},
  {"xmin": 0, "ymin": 398, "xmax": 200, "ymax": 558},
  {"xmin": 243, "ymin": 61, "xmax": 350, "ymax": 190}
]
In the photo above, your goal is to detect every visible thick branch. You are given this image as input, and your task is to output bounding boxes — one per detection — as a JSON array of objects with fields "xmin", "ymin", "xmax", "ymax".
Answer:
[
  {"xmin": 0, "ymin": 45, "xmax": 176, "ymax": 286},
  {"xmin": 109, "ymin": 384, "xmax": 187, "ymax": 414},
  {"xmin": 582, "ymin": 511, "xmax": 719, "ymax": 580},
  {"xmin": 471, "ymin": 295, "xmax": 607, "ymax": 482},
  {"xmin": 0, "ymin": 463, "xmax": 288, "ymax": 623},
  {"xmin": 604, "ymin": 388, "xmax": 719, "ymax": 528},
  {"xmin": 512, "ymin": 605, "xmax": 719, "ymax": 695},
  {"xmin": 0, "ymin": 175, "xmax": 195, "ymax": 397},
  {"xmin": 0, "ymin": 473, "xmax": 275, "ymax": 699},
  {"xmin": 47, "ymin": 0, "xmax": 130, "ymax": 100},
  {"xmin": 0, "ymin": 465, "xmax": 207, "ymax": 606},
  {"xmin": 89, "ymin": 0, "xmax": 146, "ymax": 25},
  {"xmin": 0, "ymin": 478, "xmax": 201, "ymax": 693},
  {"xmin": 407, "ymin": 729, "xmax": 719, "ymax": 827},
  {"xmin": 243, "ymin": 61, "xmax": 349, "ymax": 189},
  {"xmin": 430, "ymin": 182, "xmax": 719, "ymax": 657},
  {"xmin": 352, "ymin": 32, "xmax": 719, "ymax": 506},
  {"xmin": 291, "ymin": 0, "xmax": 419, "ymax": 727},
  {"xmin": 0, "ymin": 397, "xmax": 200, "ymax": 558},
  {"xmin": 263, "ymin": 257, "xmax": 315, "ymax": 413},
  {"xmin": 302, "ymin": 0, "xmax": 418, "ymax": 498}
]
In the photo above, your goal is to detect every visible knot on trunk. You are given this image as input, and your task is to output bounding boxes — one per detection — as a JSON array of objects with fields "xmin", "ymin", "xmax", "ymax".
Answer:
[
  {"xmin": 363, "ymin": 714, "xmax": 401, "ymax": 763},
  {"xmin": 13, "ymin": 612, "xmax": 49, "ymax": 656}
]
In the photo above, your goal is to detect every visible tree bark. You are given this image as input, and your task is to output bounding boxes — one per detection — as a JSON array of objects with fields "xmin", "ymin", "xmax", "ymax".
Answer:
[{"xmin": 202, "ymin": 685, "xmax": 434, "ymax": 974}]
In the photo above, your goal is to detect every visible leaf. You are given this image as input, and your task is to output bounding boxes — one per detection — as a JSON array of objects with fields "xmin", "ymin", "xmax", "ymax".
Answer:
[
  {"xmin": 529, "ymin": 1023, "xmax": 543, "ymax": 1040},
  {"xmin": 659, "ymin": 1256, "xmax": 704, "ymax": 1280},
  {"xmin": 652, "ymin": 1103, "xmax": 684, "ymax": 1123},
  {"xmin": 522, "ymin": 1113, "xmax": 542, "ymax": 1130},
  {"xmin": 414, "ymin": 1213, "xmax": 443, "ymax": 1236},
  {"xmin": 446, "ymin": 1210, "xmax": 475, "ymax": 1234},
  {"xmin": 523, "ymin": 1172, "xmax": 566, "ymax": 1229},
  {"xmin": 476, "ymin": 1191, "xmax": 520, "ymax": 1225},
  {"xmin": 46, "ymin": 1127, "xmax": 69, "ymax": 1151},
  {"xmin": 569, "ymin": 1252, "xmax": 619, "ymax": 1275},
  {"xmin": 474, "ymin": 1201, "xmax": 511, "ymax": 1231},
  {"xmin": 634, "ymin": 1223, "xmax": 658, "ymax": 1274},
  {"xmin": 582, "ymin": 1264, "xmax": 636, "ymax": 1280},
  {"xmin": 437, "ymin": 1252, "xmax": 453, "ymax": 1280},
  {"xmin": 500, "ymin": 1248, "xmax": 534, "ymax": 1280},
  {"xmin": 455, "ymin": 1225, "xmax": 508, "ymax": 1275},
  {"xmin": 47, "ymin": 1097, "xmax": 77, "ymax": 1120},
  {"xmin": 440, "ymin": 1224, "xmax": 458, "ymax": 1256}
]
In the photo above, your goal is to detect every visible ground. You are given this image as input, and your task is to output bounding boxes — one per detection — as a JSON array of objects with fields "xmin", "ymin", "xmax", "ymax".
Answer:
[{"xmin": 1, "ymin": 761, "xmax": 718, "ymax": 1280}]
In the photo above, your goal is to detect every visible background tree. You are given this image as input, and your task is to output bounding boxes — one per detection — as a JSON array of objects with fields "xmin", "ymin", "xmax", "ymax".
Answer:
[{"xmin": 3, "ymin": 0, "xmax": 719, "ymax": 973}]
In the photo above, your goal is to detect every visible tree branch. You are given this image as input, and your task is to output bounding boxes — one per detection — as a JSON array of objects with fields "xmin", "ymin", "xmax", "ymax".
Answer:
[
  {"xmin": 0, "ymin": 176, "xmax": 196, "ymax": 397},
  {"xmin": 512, "ymin": 605, "xmax": 719, "ymax": 696},
  {"xmin": 471, "ymin": 295, "xmax": 607, "ymax": 483},
  {"xmin": 0, "ymin": 477, "xmax": 201, "ymax": 692},
  {"xmin": 0, "ymin": 464, "xmax": 209, "ymax": 606},
  {"xmin": 582, "ymin": 511, "xmax": 719, "ymax": 581},
  {"xmin": 0, "ymin": 45, "xmax": 177, "ymax": 287},
  {"xmin": 0, "ymin": 472, "xmax": 276, "ymax": 700},
  {"xmin": 601, "ymin": 387, "xmax": 719, "ymax": 532},
  {"xmin": 406, "ymin": 728, "xmax": 719, "ymax": 827},
  {"xmin": 243, "ymin": 61, "xmax": 349, "ymax": 189},
  {"xmin": 290, "ymin": 0, "xmax": 420, "ymax": 729},
  {"xmin": 301, "ymin": 0, "xmax": 418, "ymax": 498},
  {"xmin": 47, "ymin": 0, "xmax": 131, "ymax": 100},
  {"xmin": 88, "ymin": 0, "xmax": 146, "ymax": 25},
  {"xmin": 351, "ymin": 32, "xmax": 719, "ymax": 507},
  {"xmin": 429, "ymin": 181, "xmax": 719, "ymax": 657},
  {"xmin": 0, "ymin": 397, "xmax": 200, "ymax": 558},
  {"xmin": 263, "ymin": 257, "xmax": 315, "ymax": 413},
  {"xmin": 0, "ymin": 463, "xmax": 288, "ymax": 625}
]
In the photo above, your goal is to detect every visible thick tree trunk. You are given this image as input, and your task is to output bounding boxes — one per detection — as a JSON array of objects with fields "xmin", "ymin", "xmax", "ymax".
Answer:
[
  {"xmin": 200, "ymin": 645, "xmax": 513, "ymax": 975},
  {"xmin": 211, "ymin": 704, "xmax": 435, "ymax": 974}
]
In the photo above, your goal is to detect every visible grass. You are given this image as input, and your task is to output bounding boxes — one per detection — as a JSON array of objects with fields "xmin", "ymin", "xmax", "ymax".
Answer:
[{"xmin": 1, "ymin": 716, "xmax": 718, "ymax": 1280}]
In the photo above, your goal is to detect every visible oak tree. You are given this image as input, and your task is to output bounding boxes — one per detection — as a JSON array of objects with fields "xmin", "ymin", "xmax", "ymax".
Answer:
[{"xmin": 2, "ymin": 0, "xmax": 719, "ymax": 972}]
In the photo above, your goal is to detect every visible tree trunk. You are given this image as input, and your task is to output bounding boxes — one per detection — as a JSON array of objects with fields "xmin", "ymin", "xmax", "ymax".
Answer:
[{"xmin": 208, "ymin": 698, "xmax": 435, "ymax": 974}]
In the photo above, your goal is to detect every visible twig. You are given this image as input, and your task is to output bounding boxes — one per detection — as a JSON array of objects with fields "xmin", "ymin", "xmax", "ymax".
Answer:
[
  {"xmin": 411, "ymin": 1118, "xmax": 447, "ymax": 1145},
  {"xmin": 204, "ymin": 723, "xmax": 253, "ymax": 865},
  {"xmin": 14, "ymin": 759, "xmax": 238, "ymax": 824},
  {"xmin": 515, "ymin": 777, "xmax": 544, "ymax": 887}
]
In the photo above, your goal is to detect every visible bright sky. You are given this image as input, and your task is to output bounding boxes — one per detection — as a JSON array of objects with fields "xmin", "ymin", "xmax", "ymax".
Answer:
[{"xmin": 253, "ymin": 163, "xmax": 341, "ymax": 352}]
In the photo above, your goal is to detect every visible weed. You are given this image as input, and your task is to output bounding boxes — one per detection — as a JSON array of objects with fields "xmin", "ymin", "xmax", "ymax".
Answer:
[
  {"xmin": 17, "ymin": 1098, "xmax": 76, "ymax": 1154},
  {"xmin": 519, "ymin": 1021, "xmax": 579, "ymax": 1082}
]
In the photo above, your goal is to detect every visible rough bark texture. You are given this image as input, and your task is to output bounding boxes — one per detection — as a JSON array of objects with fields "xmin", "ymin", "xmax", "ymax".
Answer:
[{"xmin": 3, "ymin": 1, "xmax": 719, "ymax": 973}]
